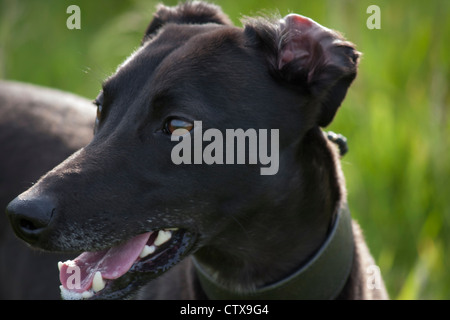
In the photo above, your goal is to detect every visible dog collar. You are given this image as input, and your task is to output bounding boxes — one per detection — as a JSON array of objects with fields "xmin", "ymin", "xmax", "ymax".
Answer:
[{"xmin": 192, "ymin": 204, "xmax": 354, "ymax": 299}]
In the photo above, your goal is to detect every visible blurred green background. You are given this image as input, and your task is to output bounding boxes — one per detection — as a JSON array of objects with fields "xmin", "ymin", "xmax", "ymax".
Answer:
[{"xmin": 0, "ymin": 0, "xmax": 449, "ymax": 299}]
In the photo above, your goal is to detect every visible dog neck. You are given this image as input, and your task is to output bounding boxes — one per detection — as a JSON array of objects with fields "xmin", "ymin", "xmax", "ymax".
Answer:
[
  {"xmin": 192, "ymin": 203, "xmax": 354, "ymax": 299},
  {"xmin": 193, "ymin": 128, "xmax": 353, "ymax": 299}
]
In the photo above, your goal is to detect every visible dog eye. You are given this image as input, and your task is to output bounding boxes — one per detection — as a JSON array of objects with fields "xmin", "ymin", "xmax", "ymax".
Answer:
[
  {"xmin": 93, "ymin": 91, "xmax": 105, "ymax": 122},
  {"xmin": 164, "ymin": 118, "xmax": 194, "ymax": 135},
  {"xmin": 96, "ymin": 102, "xmax": 103, "ymax": 120},
  {"xmin": 92, "ymin": 101, "xmax": 103, "ymax": 131}
]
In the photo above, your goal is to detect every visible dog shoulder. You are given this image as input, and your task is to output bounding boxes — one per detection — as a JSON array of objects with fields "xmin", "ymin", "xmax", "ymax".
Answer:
[{"xmin": 338, "ymin": 221, "xmax": 389, "ymax": 300}]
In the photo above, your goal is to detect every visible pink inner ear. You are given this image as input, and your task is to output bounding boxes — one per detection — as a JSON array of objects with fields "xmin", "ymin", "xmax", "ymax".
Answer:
[
  {"xmin": 285, "ymin": 14, "xmax": 314, "ymax": 28},
  {"xmin": 279, "ymin": 49, "xmax": 295, "ymax": 68},
  {"xmin": 277, "ymin": 14, "xmax": 324, "ymax": 70},
  {"xmin": 279, "ymin": 44, "xmax": 310, "ymax": 70}
]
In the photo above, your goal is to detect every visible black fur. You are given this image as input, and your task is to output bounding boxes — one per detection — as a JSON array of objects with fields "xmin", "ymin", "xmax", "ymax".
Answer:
[
  {"xmin": 0, "ymin": 81, "xmax": 94, "ymax": 299},
  {"xmin": 4, "ymin": 2, "xmax": 387, "ymax": 299}
]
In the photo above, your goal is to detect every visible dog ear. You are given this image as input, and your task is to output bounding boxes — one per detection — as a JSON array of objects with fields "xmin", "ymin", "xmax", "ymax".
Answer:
[
  {"xmin": 143, "ymin": 1, "xmax": 233, "ymax": 43},
  {"xmin": 245, "ymin": 14, "xmax": 360, "ymax": 127}
]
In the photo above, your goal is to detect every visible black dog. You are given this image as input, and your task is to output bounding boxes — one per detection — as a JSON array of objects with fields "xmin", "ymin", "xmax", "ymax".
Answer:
[
  {"xmin": 0, "ymin": 81, "xmax": 94, "ymax": 299},
  {"xmin": 6, "ymin": 2, "xmax": 388, "ymax": 299}
]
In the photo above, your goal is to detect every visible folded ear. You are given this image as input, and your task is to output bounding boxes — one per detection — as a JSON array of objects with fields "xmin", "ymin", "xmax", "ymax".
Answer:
[
  {"xmin": 143, "ymin": 1, "xmax": 233, "ymax": 43},
  {"xmin": 245, "ymin": 14, "xmax": 360, "ymax": 127}
]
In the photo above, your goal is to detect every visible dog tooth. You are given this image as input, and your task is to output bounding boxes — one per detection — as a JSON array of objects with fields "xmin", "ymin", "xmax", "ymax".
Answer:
[
  {"xmin": 81, "ymin": 290, "xmax": 94, "ymax": 299},
  {"xmin": 92, "ymin": 271, "xmax": 106, "ymax": 292},
  {"xmin": 139, "ymin": 245, "xmax": 156, "ymax": 258},
  {"xmin": 154, "ymin": 230, "xmax": 172, "ymax": 246},
  {"xmin": 58, "ymin": 261, "xmax": 63, "ymax": 271},
  {"xmin": 60, "ymin": 286, "xmax": 93, "ymax": 300}
]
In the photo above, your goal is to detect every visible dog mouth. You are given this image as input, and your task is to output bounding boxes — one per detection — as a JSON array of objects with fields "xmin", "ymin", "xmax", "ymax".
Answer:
[{"xmin": 58, "ymin": 228, "xmax": 196, "ymax": 300}]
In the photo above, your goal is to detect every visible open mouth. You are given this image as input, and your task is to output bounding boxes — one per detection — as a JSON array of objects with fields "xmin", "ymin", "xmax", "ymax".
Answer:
[{"xmin": 58, "ymin": 228, "xmax": 196, "ymax": 300}]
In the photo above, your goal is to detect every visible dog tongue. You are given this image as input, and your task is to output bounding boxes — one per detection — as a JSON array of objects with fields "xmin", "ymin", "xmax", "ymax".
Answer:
[{"xmin": 59, "ymin": 232, "xmax": 152, "ymax": 293}]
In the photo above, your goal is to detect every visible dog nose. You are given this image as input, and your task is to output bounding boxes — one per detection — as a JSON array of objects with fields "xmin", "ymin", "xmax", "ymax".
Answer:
[{"xmin": 6, "ymin": 195, "xmax": 55, "ymax": 245}]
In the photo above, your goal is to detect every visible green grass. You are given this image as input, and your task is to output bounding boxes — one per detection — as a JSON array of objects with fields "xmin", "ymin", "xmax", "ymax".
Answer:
[{"xmin": 1, "ymin": 0, "xmax": 449, "ymax": 299}]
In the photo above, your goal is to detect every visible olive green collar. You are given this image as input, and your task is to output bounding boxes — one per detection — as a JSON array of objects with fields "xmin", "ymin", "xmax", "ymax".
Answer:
[{"xmin": 193, "ymin": 204, "xmax": 354, "ymax": 300}]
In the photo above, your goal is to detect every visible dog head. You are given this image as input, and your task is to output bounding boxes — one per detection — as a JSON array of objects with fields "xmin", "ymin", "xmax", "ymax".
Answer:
[{"xmin": 6, "ymin": 1, "xmax": 359, "ymax": 299}]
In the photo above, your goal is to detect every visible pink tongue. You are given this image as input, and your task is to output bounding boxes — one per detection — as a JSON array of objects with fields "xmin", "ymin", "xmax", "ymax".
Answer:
[{"xmin": 59, "ymin": 232, "xmax": 152, "ymax": 293}]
